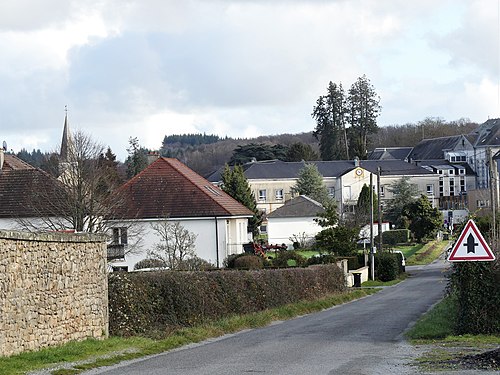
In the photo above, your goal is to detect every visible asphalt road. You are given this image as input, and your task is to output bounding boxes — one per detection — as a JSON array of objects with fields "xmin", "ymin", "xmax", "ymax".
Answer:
[{"xmin": 87, "ymin": 260, "xmax": 450, "ymax": 375}]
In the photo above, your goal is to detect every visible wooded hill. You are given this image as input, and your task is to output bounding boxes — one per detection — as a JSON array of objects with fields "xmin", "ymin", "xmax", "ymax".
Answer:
[{"xmin": 160, "ymin": 117, "xmax": 478, "ymax": 176}]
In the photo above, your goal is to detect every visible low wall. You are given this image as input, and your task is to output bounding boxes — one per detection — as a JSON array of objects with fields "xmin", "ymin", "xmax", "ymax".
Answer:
[
  {"xmin": 346, "ymin": 266, "xmax": 369, "ymax": 287},
  {"xmin": 0, "ymin": 230, "xmax": 108, "ymax": 357}
]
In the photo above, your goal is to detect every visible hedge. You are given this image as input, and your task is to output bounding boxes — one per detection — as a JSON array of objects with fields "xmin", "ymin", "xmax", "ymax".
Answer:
[
  {"xmin": 378, "ymin": 229, "xmax": 410, "ymax": 246},
  {"xmin": 109, "ymin": 264, "xmax": 346, "ymax": 337}
]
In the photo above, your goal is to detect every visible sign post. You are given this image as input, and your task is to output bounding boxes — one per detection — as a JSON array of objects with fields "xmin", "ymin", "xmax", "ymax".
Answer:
[{"xmin": 447, "ymin": 219, "xmax": 496, "ymax": 262}]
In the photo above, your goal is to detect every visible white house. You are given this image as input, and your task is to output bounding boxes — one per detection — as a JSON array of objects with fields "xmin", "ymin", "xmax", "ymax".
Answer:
[
  {"xmin": 106, "ymin": 157, "xmax": 253, "ymax": 271},
  {"xmin": 267, "ymin": 195, "xmax": 325, "ymax": 249}
]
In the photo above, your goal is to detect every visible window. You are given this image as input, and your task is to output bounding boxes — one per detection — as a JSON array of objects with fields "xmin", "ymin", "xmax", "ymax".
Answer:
[
  {"xmin": 258, "ymin": 189, "xmax": 267, "ymax": 202},
  {"xmin": 426, "ymin": 184, "xmax": 434, "ymax": 195},
  {"xmin": 259, "ymin": 225, "xmax": 267, "ymax": 233},
  {"xmin": 328, "ymin": 187, "xmax": 335, "ymax": 197},
  {"xmin": 379, "ymin": 185, "xmax": 385, "ymax": 197},
  {"xmin": 275, "ymin": 189, "xmax": 284, "ymax": 201},
  {"xmin": 112, "ymin": 227, "xmax": 128, "ymax": 245},
  {"xmin": 460, "ymin": 177, "xmax": 466, "ymax": 192},
  {"xmin": 449, "ymin": 169, "xmax": 454, "ymax": 175},
  {"xmin": 439, "ymin": 177, "xmax": 444, "ymax": 197},
  {"xmin": 459, "ymin": 169, "xmax": 465, "ymax": 175},
  {"xmin": 477, "ymin": 200, "xmax": 490, "ymax": 208},
  {"xmin": 450, "ymin": 156, "xmax": 456, "ymax": 162},
  {"xmin": 449, "ymin": 178, "xmax": 455, "ymax": 196}
]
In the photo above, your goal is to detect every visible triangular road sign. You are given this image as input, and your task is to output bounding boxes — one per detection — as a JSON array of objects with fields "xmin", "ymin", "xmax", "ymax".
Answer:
[{"xmin": 448, "ymin": 219, "xmax": 496, "ymax": 262}]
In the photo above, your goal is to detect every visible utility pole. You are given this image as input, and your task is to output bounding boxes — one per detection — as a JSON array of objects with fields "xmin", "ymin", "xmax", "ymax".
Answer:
[
  {"xmin": 488, "ymin": 148, "xmax": 497, "ymax": 240},
  {"xmin": 377, "ymin": 166, "xmax": 383, "ymax": 253},
  {"xmin": 370, "ymin": 172, "xmax": 375, "ymax": 281}
]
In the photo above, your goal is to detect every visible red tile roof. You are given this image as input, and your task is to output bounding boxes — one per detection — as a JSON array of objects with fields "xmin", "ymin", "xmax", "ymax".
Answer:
[
  {"xmin": 3, "ymin": 154, "xmax": 34, "ymax": 170},
  {"xmin": 0, "ymin": 156, "xmax": 67, "ymax": 218},
  {"xmin": 110, "ymin": 158, "xmax": 254, "ymax": 219}
]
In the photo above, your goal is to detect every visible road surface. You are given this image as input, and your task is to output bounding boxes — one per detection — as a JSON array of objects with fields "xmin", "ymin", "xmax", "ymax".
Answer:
[{"xmin": 84, "ymin": 259, "xmax": 458, "ymax": 374}]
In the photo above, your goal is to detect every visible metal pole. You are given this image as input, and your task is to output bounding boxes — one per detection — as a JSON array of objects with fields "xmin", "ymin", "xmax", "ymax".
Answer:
[
  {"xmin": 377, "ymin": 166, "xmax": 383, "ymax": 253},
  {"xmin": 488, "ymin": 148, "xmax": 497, "ymax": 239},
  {"xmin": 370, "ymin": 172, "xmax": 375, "ymax": 281}
]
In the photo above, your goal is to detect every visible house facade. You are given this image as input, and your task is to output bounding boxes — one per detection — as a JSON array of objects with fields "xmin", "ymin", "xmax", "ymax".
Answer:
[
  {"xmin": 106, "ymin": 157, "xmax": 253, "ymax": 271},
  {"xmin": 208, "ymin": 159, "xmax": 440, "ymax": 222},
  {"xmin": 266, "ymin": 195, "xmax": 325, "ymax": 248}
]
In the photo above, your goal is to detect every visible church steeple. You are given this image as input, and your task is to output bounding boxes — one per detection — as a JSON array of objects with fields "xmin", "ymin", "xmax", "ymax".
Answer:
[{"xmin": 60, "ymin": 106, "xmax": 71, "ymax": 161}]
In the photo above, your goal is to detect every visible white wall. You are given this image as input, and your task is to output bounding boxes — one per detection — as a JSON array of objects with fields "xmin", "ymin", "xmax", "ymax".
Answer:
[
  {"xmin": 267, "ymin": 217, "xmax": 322, "ymax": 248},
  {"xmin": 108, "ymin": 217, "xmax": 248, "ymax": 271}
]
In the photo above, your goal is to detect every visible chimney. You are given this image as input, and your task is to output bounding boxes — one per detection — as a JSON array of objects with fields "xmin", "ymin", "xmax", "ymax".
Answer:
[
  {"xmin": 0, "ymin": 148, "xmax": 4, "ymax": 170},
  {"xmin": 147, "ymin": 151, "xmax": 160, "ymax": 165},
  {"xmin": 354, "ymin": 156, "xmax": 360, "ymax": 167}
]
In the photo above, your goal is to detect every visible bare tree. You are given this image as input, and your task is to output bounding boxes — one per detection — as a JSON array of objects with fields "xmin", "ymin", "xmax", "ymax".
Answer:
[{"xmin": 148, "ymin": 221, "xmax": 197, "ymax": 270}]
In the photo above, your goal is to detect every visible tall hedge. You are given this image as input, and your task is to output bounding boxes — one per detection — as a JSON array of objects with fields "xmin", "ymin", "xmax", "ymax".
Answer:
[
  {"xmin": 109, "ymin": 265, "xmax": 346, "ymax": 336},
  {"xmin": 448, "ymin": 262, "xmax": 499, "ymax": 334}
]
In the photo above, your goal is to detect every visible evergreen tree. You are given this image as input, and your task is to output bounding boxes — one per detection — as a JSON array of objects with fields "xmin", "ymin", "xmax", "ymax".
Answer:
[
  {"xmin": 405, "ymin": 195, "xmax": 443, "ymax": 242},
  {"xmin": 292, "ymin": 163, "xmax": 332, "ymax": 206},
  {"xmin": 355, "ymin": 183, "xmax": 378, "ymax": 225},
  {"xmin": 221, "ymin": 164, "xmax": 262, "ymax": 237},
  {"xmin": 229, "ymin": 143, "xmax": 289, "ymax": 165},
  {"xmin": 285, "ymin": 142, "xmax": 319, "ymax": 162},
  {"xmin": 126, "ymin": 137, "xmax": 148, "ymax": 179},
  {"xmin": 385, "ymin": 177, "xmax": 419, "ymax": 228},
  {"xmin": 312, "ymin": 82, "xmax": 349, "ymax": 160},
  {"xmin": 347, "ymin": 75, "xmax": 381, "ymax": 159}
]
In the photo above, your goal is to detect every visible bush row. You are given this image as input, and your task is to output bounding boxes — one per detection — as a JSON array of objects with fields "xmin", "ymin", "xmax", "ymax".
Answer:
[
  {"xmin": 108, "ymin": 264, "xmax": 346, "ymax": 337},
  {"xmin": 448, "ymin": 261, "xmax": 499, "ymax": 335}
]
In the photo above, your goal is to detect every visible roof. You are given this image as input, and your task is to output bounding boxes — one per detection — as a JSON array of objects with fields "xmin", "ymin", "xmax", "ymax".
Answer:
[
  {"xmin": 110, "ymin": 158, "xmax": 254, "ymax": 219},
  {"xmin": 408, "ymin": 135, "xmax": 472, "ymax": 161},
  {"xmin": 0, "ymin": 155, "xmax": 67, "ymax": 219},
  {"xmin": 3, "ymin": 154, "xmax": 34, "ymax": 170},
  {"xmin": 207, "ymin": 159, "xmax": 435, "ymax": 181},
  {"xmin": 470, "ymin": 118, "xmax": 500, "ymax": 147},
  {"xmin": 267, "ymin": 195, "xmax": 325, "ymax": 218},
  {"xmin": 367, "ymin": 147, "xmax": 413, "ymax": 161},
  {"xmin": 415, "ymin": 160, "xmax": 475, "ymax": 175}
]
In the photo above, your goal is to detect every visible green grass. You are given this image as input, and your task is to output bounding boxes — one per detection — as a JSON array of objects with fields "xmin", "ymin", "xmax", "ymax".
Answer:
[
  {"xmin": 392, "ymin": 243, "xmax": 424, "ymax": 259},
  {"xmin": 406, "ymin": 295, "xmax": 458, "ymax": 340},
  {"xmin": 361, "ymin": 273, "xmax": 408, "ymax": 287},
  {"xmin": 0, "ymin": 289, "xmax": 379, "ymax": 375},
  {"xmin": 405, "ymin": 240, "xmax": 449, "ymax": 265}
]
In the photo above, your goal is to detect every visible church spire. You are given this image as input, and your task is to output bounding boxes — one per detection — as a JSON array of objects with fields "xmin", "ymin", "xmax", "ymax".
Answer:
[{"xmin": 60, "ymin": 105, "xmax": 71, "ymax": 161}]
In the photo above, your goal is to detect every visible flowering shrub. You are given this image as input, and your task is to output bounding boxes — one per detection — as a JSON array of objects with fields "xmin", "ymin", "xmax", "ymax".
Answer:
[{"xmin": 108, "ymin": 264, "xmax": 346, "ymax": 336}]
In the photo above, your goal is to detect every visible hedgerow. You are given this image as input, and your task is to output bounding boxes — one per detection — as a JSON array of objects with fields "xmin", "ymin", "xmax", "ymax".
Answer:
[{"xmin": 108, "ymin": 264, "xmax": 346, "ymax": 336}]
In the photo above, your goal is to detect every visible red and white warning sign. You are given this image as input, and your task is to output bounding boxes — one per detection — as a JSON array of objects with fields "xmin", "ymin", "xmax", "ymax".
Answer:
[{"xmin": 447, "ymin": 219, "xmax": 496, "ymax": 262}]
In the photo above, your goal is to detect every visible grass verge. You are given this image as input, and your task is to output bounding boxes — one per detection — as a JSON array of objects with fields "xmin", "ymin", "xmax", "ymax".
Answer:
[
  {"xmin": 361, "ymin": 273, "xmax": 408, "ymax": 287},
  {"xmin": 406, "ymin": 295, "xmax": 500, "ymax": 372},
  {"xmin": 0, "ymin": 289, "xmax": 378, "ymax": 375},
  {"xmin": 405, "ymin": 240, "xmax": 449, "ymax": 265}
]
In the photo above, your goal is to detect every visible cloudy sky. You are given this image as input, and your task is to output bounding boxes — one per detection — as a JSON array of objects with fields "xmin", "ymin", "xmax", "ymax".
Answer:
[{"xmin": 1, "ymin": 0, "xmax": 499, "ymax": 161}]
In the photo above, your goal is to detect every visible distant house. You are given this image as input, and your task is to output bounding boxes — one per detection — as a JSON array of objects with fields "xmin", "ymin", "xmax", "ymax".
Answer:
[
  {"xmin": 207, "ymin": 159, "xmax": 439, "ymax": 219},
  {"xmin": 468, "ymin": 118, "xmax": 500, "ymax": 189},
  {"xmin": 106, "ymin": 157, "xmax": 253, "ymax": 271},
  {"xmin": 0, "ymin": 149, "xmax": 68, "ymax": 230},
  {"xmin": 267, "ymin": 195, "xmax": 325, "ymax": 248}
]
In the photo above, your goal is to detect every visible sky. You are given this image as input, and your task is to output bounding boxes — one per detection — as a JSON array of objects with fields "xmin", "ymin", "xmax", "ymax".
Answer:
[{"xmin": 1, "ymin": 0, "xmax": 499, "ymax": 161}]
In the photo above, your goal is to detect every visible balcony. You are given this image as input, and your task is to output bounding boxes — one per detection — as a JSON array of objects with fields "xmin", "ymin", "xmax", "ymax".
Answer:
[
  {"xmin": 107, "ymin": 244, "xmax": 125, "ymax": 260},
  {"xmin": 439, "ymin": 195, "xmax": 468, "ymax": 210}
]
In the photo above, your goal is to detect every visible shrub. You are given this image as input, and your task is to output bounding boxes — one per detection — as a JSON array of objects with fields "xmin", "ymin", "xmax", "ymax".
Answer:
[
  {"xmin": 271, "ymin": 250, "xmax": 306, "ymax": 268},
  {"xmin": 223, "ymin": 253, "xmax": 246, "ymax": 268},
  {"xmin": 108, "ymin": 264, "xmax": 346, "ymax": 336},
  {"xmin": 134, "ymin": 258, "xmax": 167, "ymax": 270},
  {"xmin": 178, "ymin": 257, "xmax": 216, "ymax": 271},
  {"xmin": 378, "ymin": 229, "xmax": 410, "ymax": 246},
  {"xmin": 375, "ymin": 252, "xmax": 400, "ymax": 281},
  {"xmin": 448, "ymin": 262, "xmax": 499, "ymax": 334},
  {"xmin": 233, "ymin": 255, "xmax": 264, "ymax": 269}
]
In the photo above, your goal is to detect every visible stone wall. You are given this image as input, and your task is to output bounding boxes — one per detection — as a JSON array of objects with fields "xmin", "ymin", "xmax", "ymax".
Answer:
[{"xmin": 0, "ymin": 230, "xmax": 108, "ymax": 357}]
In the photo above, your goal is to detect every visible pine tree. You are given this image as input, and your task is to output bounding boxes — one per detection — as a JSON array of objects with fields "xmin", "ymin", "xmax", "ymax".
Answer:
[
  {"xmin": 347, "ymin": 75, "xmax": 381, "ymax": 159},
  {"xmin": 292, "ymin": 163, "xmax": 332, "ymax": 206},
  {"xmin": 312, "ymin": 82, "xmax": 349, "ymax": 160},
  {"xmin": 221, "ymin": 164, "xmax": 262, "ymax": 237},
  {"xmin": 355, "ymin": 183, "xmax": 378, "ymax": 225}
]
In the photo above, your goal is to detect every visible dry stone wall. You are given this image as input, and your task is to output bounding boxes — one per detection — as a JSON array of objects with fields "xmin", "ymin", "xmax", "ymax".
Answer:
[{"xmin": 0, "ymin": 230, "xmax": 108, "ymax": 357}]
